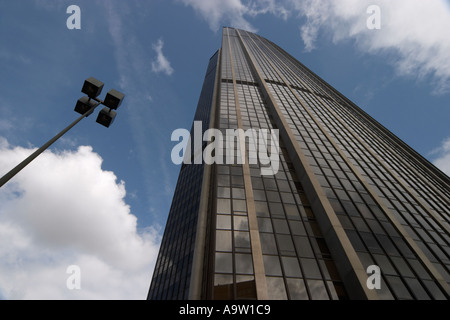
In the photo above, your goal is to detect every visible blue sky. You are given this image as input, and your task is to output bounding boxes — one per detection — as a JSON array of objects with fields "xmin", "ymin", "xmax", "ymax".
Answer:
[{"xmin": 0, "ymin": 0, "xmax": 449, "ymax": 299}]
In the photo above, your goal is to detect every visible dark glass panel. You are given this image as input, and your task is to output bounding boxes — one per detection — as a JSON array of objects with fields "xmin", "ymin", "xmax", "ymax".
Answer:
[
  {"xmin": 235, "ymin": 254, "xmax": 254, "ymax": 274},
  {"xmin": 215, "ymin": 253, "xmax": 233, "ymax": 273},
  {"xmin": 307, "ymin": 279, "xmax": 329, "ymax": 300},
  {"xmin": 263, "ymin": 255, "xmax": 283, "ymax": 276},
  {"xmin": 266, "ymin": 277, "xmax": 288, "ymax": 299},
  {"xmin": 286, "ymin": 278, "xmax": 308, "ymax": 300},
  {"xmin": 282, "ymin": 256, "xmax": 302, "ymax": 277}
]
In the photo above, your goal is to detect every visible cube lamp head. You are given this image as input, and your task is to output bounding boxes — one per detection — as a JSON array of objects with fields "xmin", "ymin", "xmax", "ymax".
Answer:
[
  {"xmin": 96, "ymin": 107, "xmax": 117, "ymax": 128},
  {"xmin": 103, "ymin": 89, "xmax": 125, "ymax": 110},
  {"xmin": 81, "ymin": 77, "xmax": 104, "ymax": 99},
  {"xmin": 74, "ymin": 96, "xmax": 97, "ymax": 116}
]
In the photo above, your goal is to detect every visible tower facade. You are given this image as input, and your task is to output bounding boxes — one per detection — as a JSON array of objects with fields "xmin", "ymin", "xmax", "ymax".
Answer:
[{"xmin": 147, "ymin": 27, "xmax": 450, "ymax": 300}]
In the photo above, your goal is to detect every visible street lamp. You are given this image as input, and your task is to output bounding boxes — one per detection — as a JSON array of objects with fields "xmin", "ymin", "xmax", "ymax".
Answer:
[{"xmin": 0, "ymin": 77, "xmax": 125, "ymax": 188}]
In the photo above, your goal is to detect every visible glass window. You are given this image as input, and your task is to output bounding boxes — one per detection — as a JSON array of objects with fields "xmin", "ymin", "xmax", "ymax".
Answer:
[
  {"xmin": 392, "ymin": 237, "xmax": 416, "ymax": 258},
  {"xmin": 234, "ymin": 231, "xmax": 251, "ymax": 250},
  {"xmin": 277, "ymin": 180, "xmax": 291, "ymax": 192},
  {"xmin": 253, "ymin": 190, "xmax": 267, "ymax": 201},
  {"xmin": 217, "ymin": 165, "xmax": 230, "ymax": 174},
  {"xmin": 217, "ymin": 187, "xmax": 231, "ymax": 198},
  {"xmin": 273, "ymin": 219, "xmax": 290, "ymax": 234},
  {"xmin": 263, "ymin": 255, "xmax": 283, "ymax": 276},
  {"xmin": 422, "ymin": 280, "xmax": 447, "ymax": 300},
  {"xmin": 251, "ymin": 177, "xmax": 263, "ymax": 189},
  {"xmin": 257, "ymin": 217, "xmax": 273, "ymax": 233},
  {"xmin": 366, "ymin": 219, "xmax": 385, "ymax": 235},
  {"xmin": 230, "ymin": 166, "xmax": 243, "ymax": 175},
  {"xmin": 284, "ymin": 204, "xmax": 300, "ymax": 219},
  {"xmin": 329, "ymin": 199, "xmax": 344, "ymax": 214},
  {"xmin": 282, "ymin": 256, "xmax": 302, "ymax": 278},
  {"xmin": 390, "ymin": 256, "xmax": 414, "ymax": 277},
  {"xmin": 255, "ymin": 201, "xmax": 269, "ymax": 217},
  {"xmin": 260, "ymin": 233, "xmax": 278, "ymax": 254},
  {"xmin": 376, "ymin": 234, "xmax": 400, "ymax": 256},
  {"xmin": 218, "ymin": 174, "xmax": 230, "ymax": 187},
  {"xmin": 217, "ymin": 199, "xmax": 231, "ymax": 214},
  {"xmin": 233, "ymin": 199, "xmax": 247, "ymax": 212},
  {"xmin": 280, "ymin": 192, "xmax": 296, "ymax": 204},
  {"xmin": 235, "ymin": 254, "xmax": 254, "ymax": 274},
  {"xmin": 217, "ymin": 215, "xmax": 232, "ymax": 230},
  {"xmin": 234, "ymin": 216, "xmax": 249, "ymax": 231},
  {"xmin": 277, "ymin": 234, "xmax": 296, "ymax": 256},
  {"xmin": 307, "ymin": 279, "xmax": 329, "ymax": 300},
  {"xmin": 385, "ymin": 276, "xmax": 412, "ymax": 300},
  {"xmin": 375, "ymin": 277, "xmax": 394, "ymax": 300},
  {"xmin": 215, "ymin": 253, "xmax": 233, "ymax": 273},
  {"xmin": 214, "ymin": 274, "xmax": 233, "ymax": 286},
  {"xmin": 263, "ymin": 178, "xmax": 278, "ymax": 190},
  {"xmin": 269, "ymin": 202, "xmax": 285, "ymax": 218},
  {"xmin": 372, "ymin": 254, "xmax": 397, "ymax": 276},
  {"xmin": 267, "ymin": 191, "xmax": 281, "ymax": 202},
  {"xmin": 286, "ymin": 278, "xmax": 308, "ymax": 300},
  {"xmin": 341, "ymin": 200, "xmax": 358, "ymax": 216},
  {"xmin": 266, "ymin": 277, "xmax": 287, "ymax": 299},
  {"xmin": 356, "ymin": 203, "xmax": 374, "ymax": 219},
  {"xmin": 293, "ymin": 236, "xmax": 315, "ymax": 258},
  {"xmin": 301, "ymin": 258, "xmax": 322, "ymax": 279},
  {"xmin": 289, "ymin": 220, "xmax": 306, "ymax": 236},
  {"xmin": 216, "ymin": 230, "xmax": 232, "ymax": 252},
  {"xmin": 404, "ymin": 278, "xmax": 430, "ymax": 300},
  {"xmin": 408, "ymin": 259, "xmax": 432, "ymax": 280},
  {"xmin": 351, "ymin": 217, "xmax": 370, "ymax": 233},
  {"xmin": 232, "ymin": 187, "xmax": 246, "ymax": 199},
  {"xmin": 231, "ymin": 175, "xmax": 244, "ymax": 187},
  {"xmin": 338, "ymin": 215, "xmax": 353, "ymax": 230}
]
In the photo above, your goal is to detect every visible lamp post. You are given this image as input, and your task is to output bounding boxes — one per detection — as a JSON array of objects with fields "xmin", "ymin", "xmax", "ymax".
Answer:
[{"xmin": 0, "ymin": 77, "xmax": 125, "ymax": 188}]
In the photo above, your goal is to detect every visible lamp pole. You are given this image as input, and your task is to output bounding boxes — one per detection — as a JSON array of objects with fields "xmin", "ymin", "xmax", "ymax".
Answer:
[
  {"xmin": 0, "ymin": 77, "xmax": 125, "ymax": 188},
  {"xmin": 0, "ymin": 102, "xmax": 100, "ymax": 188}
]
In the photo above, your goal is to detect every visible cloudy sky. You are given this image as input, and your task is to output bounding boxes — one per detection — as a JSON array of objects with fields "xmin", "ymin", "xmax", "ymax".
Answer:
[{"xmin": 0, "ymin": 0, "xmax": 449, "ymax": 299}]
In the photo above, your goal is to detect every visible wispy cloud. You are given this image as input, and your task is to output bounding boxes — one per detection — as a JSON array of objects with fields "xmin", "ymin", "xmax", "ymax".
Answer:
[
  {"xmin": 151, "ymin": 39, "xmax": 174, "ymax": 76},
  {"xmin": 100, "ymin": 1, "xmax": 175, "ymax": 217}
]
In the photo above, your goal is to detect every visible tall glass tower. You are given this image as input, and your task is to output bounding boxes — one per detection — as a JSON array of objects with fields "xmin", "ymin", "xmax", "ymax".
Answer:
[{"xmin": 147, "ymin": 27, "xmax": 450, "ymax": 300}]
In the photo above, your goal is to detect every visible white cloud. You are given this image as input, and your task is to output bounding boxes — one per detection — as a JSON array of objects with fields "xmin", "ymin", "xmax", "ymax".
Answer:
[
  {"xmin": 151, "ymin": 39, "xmax": 174, "ymax": 76},
  {"xmin": 430, "ymin": 137, "xmax": 450, "ymax": 176},
  {"xmin": 0, "ymin": 140, "xmax": 160, "ymax": 299},
  {"xmin": 180, "ymin": 0, "xmax": 450, "ymax": 93},
  {"xmin": 179, "ymin": 0, "xmax": 256, "ymax": 32},
  {"xmin": 291, "ymin": 0, "xmax": 450, "ymax": 93},
  {"xmin": 179, "ymin": 0, "xmax": 290, "ymax": 32}
]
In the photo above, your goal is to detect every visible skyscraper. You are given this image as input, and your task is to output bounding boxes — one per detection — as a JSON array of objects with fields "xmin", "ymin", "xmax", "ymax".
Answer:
[{"xmin": 147, "ymin": 27, "xmax": 449, "ymax": 300}]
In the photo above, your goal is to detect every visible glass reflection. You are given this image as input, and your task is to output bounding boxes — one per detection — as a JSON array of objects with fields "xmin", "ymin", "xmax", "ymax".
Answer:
[{"xmin": 266, "ymin": 277, "xmax": 287, "ymax": 299}]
